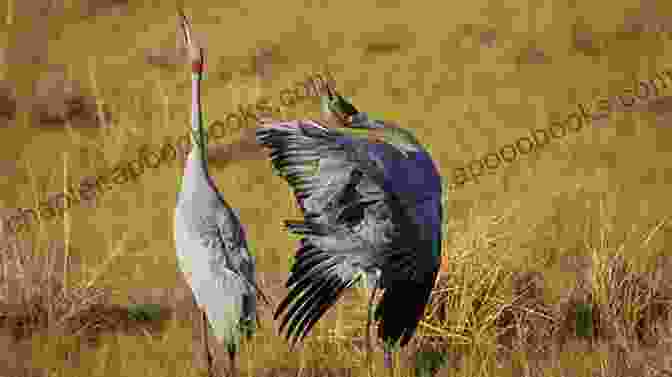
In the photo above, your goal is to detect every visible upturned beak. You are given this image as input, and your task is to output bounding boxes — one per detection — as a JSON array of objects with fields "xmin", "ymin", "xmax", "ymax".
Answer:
[
  {"xmin": 178, "ymin": 9, "xmax": 203, "ymax": 73},
  {"xmin": 323, "ymin": 84, "xmax": 358, "ymax": 126}
]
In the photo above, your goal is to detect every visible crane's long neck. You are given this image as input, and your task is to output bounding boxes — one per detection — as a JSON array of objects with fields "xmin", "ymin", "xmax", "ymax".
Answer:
[
  {"xmin": 180, "ymin": 69, "xmax": 221, "ymax": 203},
  {"xmin": 191, "ymin": 72, "xmax": 209, "ymax": 173}
]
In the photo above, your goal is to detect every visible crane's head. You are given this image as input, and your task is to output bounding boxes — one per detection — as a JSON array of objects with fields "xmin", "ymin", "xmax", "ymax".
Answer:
[
  {"xmin": 178, "ymin": 9, "xmax": 203, "ymax": 75},
  {"xmin": 320, "ymin": 84, "xmax": 388, "ymax": 132},
  {"xmin": 320, "ymin": 85, "xmax": 421, "ymax": 154},
  {"xmin": 320, "ymin": 84, "xmax": 359, "ymax": 126}
]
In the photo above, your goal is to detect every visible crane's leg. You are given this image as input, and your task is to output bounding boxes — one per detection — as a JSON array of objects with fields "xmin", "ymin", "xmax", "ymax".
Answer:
[
  {"xmin": 365, "ymin": 269, "xmax": 381, "ymax": 376},
  {"xmin": 228, "ymin": 349, "xmax": 238, "ymax": 377},
  {"xmin": 384, "ymin": 350, "xmax": 393, "ymax": 377},
  {"xmin": 201, "ymin": 309, "xmax": 217, "ymax": 377}
]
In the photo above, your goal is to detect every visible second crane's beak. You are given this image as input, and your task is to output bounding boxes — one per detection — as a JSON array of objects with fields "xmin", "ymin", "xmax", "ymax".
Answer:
[
  {"xmin": 178, "ymin": 10, "xmax": 203, "ymax": 74},
  {"xmin": 320, "ymin": 84, "xmax": 359, "ymax": 127}
]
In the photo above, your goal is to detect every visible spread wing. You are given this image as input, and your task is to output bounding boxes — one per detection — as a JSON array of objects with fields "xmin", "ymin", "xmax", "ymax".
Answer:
[
  {"xmin": 256, "ymin": 120, "xmax": 423, "ymax": 345},
  {"xmin": 256, "ymin": 120, "xmax": 386, "ymax": 224}
]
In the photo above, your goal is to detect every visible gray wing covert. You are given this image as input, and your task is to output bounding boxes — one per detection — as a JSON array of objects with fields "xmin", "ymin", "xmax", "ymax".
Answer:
[
  {"xmin": 212, "ymin": 204, "xmax": 266, "ymax": 307},
  {"xmin": 258, "ymin": 120, "xmax": 356, "ymax": 219},
  {"xmin": 174, "ymin": 197, "xmax": 257, "ymax": 347},
  {"xmin": 256, "ymin": 120, "xmax": 385, "ymax": 227}
]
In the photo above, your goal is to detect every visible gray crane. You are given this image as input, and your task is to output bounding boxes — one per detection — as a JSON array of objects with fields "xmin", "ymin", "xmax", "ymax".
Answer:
[
  {"xmin": 174, "ymin": 11, "xmax": 268, "ymax": 377},
  {"xmin": 257, "ymin": 87, "xmax": 444, "ymax": 376}
]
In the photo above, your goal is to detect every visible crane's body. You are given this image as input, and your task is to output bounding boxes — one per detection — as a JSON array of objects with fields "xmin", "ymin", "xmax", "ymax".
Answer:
[
  {"xmin": 174, "ymin": 11, "xmax": 259, "ymax": 377},
  {"xmin": 257, "ymin": 89, "xmax": 443, "ymax": 374},
  {"xmin": 173, "ymin": 123, "xmax": 257, "ymax": 351}
]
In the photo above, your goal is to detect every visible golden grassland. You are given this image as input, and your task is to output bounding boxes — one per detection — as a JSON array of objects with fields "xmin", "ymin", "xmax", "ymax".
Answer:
[
  {"xmin": 1, "ymin": 68, "xmax": 334, "ymax": 237},
  {"xmin": 1, "ymin": 0, "xmax": 672, "ymax": 376}
]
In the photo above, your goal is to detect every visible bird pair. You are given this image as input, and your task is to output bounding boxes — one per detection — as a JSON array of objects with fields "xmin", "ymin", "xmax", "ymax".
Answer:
[{"xmin": 174, "ymin": 11, "xmax": 444, "ymax": 377}]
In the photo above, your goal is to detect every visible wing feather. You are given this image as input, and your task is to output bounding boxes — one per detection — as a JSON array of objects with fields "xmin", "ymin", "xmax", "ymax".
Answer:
[
  {"xmin": 257, "ymin": 120, "xmax": 429, "ymax": 346},
  {"xmin": 208, "ymin": 205, "xmax": 273, "ymax": 309}
]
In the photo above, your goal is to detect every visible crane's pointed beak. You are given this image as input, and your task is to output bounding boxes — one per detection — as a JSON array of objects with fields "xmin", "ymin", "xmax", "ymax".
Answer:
[
  {"xmin": 319, "ymin": 83, "xmax": 359, "ymax": 127},
  {"xmin": 178, "ymin": 9, "xmax": 203, "ymax": 74},
  {"xmin": 325, "ymin": 83, "xmax": 336, "ymax": 101}
]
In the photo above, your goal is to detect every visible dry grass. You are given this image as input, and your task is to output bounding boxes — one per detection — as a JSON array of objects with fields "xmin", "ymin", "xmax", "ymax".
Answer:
[{"xmin": 2, "ymin": 0, "xmax": 672, "ymax": 376}]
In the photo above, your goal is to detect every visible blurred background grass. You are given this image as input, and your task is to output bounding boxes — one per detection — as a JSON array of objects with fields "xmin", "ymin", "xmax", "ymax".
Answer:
[{"xmin": 1, "ymin": 0, "xmax": 672, "ymax": 376}]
